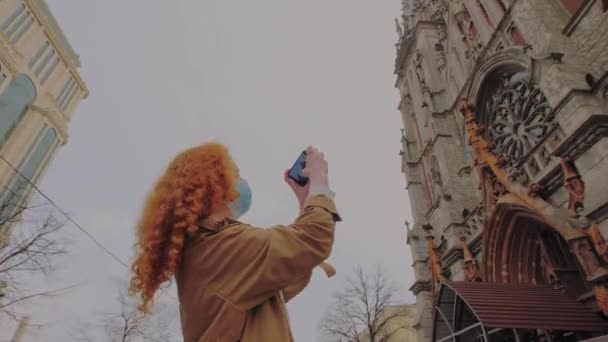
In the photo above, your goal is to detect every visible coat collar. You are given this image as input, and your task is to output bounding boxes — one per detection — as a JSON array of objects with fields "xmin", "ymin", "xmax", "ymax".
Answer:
[{"xmin": 198, "ymin": 215, "xmax": 242, "ymax": 233}]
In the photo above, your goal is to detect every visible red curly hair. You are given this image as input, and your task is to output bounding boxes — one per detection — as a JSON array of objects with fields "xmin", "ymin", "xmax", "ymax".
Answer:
[{"xmin": 129, "ymin": 142, "xmax": 239, "ymax": 313}]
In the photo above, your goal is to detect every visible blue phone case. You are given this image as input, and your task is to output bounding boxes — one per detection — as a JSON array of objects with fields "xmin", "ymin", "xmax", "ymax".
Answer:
[{"xmin": 288, "ymin": 151, "xmax": 309, "ymax": 186}]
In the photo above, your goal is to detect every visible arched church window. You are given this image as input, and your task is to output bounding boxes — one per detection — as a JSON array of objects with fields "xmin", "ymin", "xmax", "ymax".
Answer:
[{"xmin": 476, "ymin": 69, "xmax": 554, "ymax": 167}]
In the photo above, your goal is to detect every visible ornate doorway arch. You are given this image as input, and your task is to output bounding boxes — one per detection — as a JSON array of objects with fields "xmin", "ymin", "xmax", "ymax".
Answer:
[{"xmin": 484, "ymin": 198, "xmax": 589, "ymax": 299}]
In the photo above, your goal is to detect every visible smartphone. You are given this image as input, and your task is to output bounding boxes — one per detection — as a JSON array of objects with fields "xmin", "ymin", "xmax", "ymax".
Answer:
[{"xmin": 287, "ymin": 151, "xmax": 309, "ymax": 186}]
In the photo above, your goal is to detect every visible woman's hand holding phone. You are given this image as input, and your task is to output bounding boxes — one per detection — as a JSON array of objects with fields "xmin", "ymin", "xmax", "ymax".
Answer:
[
  {"xmin": 285, "ymin": 146, "xmax": 329, "ymax": 211},
  {"xmin": 302, "ymin": 146, "xmax": 329, "ymax": 190}
]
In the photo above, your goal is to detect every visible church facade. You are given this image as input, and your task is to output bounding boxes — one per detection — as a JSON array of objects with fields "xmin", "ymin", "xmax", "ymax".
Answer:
[{"xmin": 395, "ymin": 0, "xmax": 608, "ymax": 340}]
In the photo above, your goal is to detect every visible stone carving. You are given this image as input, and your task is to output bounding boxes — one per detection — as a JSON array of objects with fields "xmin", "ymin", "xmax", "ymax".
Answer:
[
  {"xmin": 594, "ymin": 286, "xmax": 608, "ymax": 316},
  {"xmin": 434, "ymin": 42, "xmax": 447, "ymax": 82},
  {"xmin": 430, "ymin": 156, "xmax": 450, "ymax": 201},
  {"xmin": 479, "ymin": 168, "xmax": 508, "ymax": 217},
  {"xmin": 405, "ymin": 220, "xmax": 415, "ymax": 245},
  {"xmin": 415, "ymin": 50, "xmax": 436, "ymax": 116},
  {"xmin": 570, "ymin": 238, "xmax": 607, "ymax": 281},
  {"xmin": 560, "ymin": 159, "xmax": 585, "ymax": 216},
  {"xmin": 395, "ymin": 18, "xmax": 404, "ymax": 39},
  {"xmin": 414, "ymin": 50, "xmax": 426, "ymax": 86},
  {"xmin": 454, "ymin": 4, "xmax": 484, "ymax": 66},
  {"xmin": 461, "ymin": 236, "xmax": 482, "ymax": 282},
  {"xmin": 480, "ymin": 72, "xmax": 554, "ymax": 168},
  {"xmin": 587, "ymin": 223, "xmax": 608, "ymax": 264},
  {"xmin": 434, "ymin": 0, "xmax": 449, "ymax": 15},
  {"xmin": 527, "ymin": 182, "xmax": 542, "ymax": 198}
]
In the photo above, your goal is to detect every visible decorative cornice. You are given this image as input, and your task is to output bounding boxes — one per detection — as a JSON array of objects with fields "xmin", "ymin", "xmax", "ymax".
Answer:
[
  {"xmin": 27, "ymin": 0, "xmax": 80, "ymax": 67},
  {"xmin": 442, "ymin": 245, "xmax": 463, "ymax": 268},
  {"xmin": 552, "ymin": 115, "xmax": 608, "ymax": 160},
  {"xmin": 588, "ymin": 203, "xmax": 608, "ymax": 223},
  {"xmin": 30, "ymin": 104, "xmax": 69, "ymax": 141},
  {"xmin": 471, "ymin": 234, "xmax": 482, "ymax": 254},
  {"xmin": 441, "ymin": 234, "xmax": 482, "ymax": 270},
  {"xmin": 409, "ymin": 280, "xmax": 432, "ymax": 295},
  {"xmin": 25, "ymin": 0, "xmax": 89, "ymax": 98},
  {"xmin": 537, "ymin": 161, "xmax": 564, "ymax": 198}
]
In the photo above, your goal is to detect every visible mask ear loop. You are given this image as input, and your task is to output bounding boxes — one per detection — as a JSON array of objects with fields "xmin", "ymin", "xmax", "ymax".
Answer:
[{"xmin": 319, "ymin": 262, "xmax": 336, "ymax": 278}]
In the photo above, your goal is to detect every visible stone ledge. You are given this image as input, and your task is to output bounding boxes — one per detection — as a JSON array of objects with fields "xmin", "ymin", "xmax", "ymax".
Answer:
[
  {"xmin": 553, "ymin": 114, "xmax": 608, "ymax": 160},
  {"xmin": 409, "ymin": 280, "xmax": 432, "ymax": 295}
]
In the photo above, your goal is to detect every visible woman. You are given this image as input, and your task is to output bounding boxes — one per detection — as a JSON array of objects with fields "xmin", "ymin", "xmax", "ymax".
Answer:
[{"xmin": 129, "ymin": 143, "xmax": 340, "ymax": 341}]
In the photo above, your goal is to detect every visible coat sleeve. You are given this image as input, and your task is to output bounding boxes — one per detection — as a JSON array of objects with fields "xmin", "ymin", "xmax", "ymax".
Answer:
[
  {"xmin": 217, "ymin": 195, "xmax": 341, "ymax": 310},
  {"xmin": 281, "ymin": 271, "xmax": 313, "ymax": 303}
]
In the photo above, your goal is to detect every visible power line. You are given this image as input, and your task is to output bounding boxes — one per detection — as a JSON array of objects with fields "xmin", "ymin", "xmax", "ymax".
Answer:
[
  {"xmin": 0, "ymin": 153, "xmax": 178, "ymax": 301},
  {"xmin": 0, "ymin": 153, "xmax": 128, "ymax": 268}
]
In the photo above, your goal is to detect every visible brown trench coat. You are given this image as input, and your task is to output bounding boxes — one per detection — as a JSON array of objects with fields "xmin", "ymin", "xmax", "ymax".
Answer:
[{"xmin": 176, "ymin": 195, "xmax": 341, "ymax": 342}]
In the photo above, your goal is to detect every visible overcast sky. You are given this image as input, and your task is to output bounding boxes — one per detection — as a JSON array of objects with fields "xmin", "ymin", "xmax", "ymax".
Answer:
[{"xmin": 5, "ymin": 1, "xmax": 415, "ymax": 340}]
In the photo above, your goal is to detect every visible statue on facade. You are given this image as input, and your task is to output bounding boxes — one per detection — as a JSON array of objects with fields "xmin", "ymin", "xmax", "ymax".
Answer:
[
  {"xmin": 454, "ymin": 4, "xmax": 483, "ymax": 66},
  {"xmin": 561, "ymin": 159, "xmax": 585, "ymax": 217},
  {"xmin": 571, "ymin": 238, "xmax": 606, "ymax": 280},
  {"xmin": 460, "ymin": 236, "xmax": 482, "ymax": 282}
]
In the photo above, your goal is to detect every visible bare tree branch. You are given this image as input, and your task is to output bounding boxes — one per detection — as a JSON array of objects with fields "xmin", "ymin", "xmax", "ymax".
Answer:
[
  {"xmin": 0, "ymin": 285, "xmax": 77, "ymax": 310},
  {"xmin": 0, "ymin": 186, "xmax": 72, "ymax": 322},
  {"xmin": 70, "ymin": 277, "xmax": 179, "ymax": 342},
  {"xmin": 320, "ymin": 265, "xmax": 410, "ymax": 342}
]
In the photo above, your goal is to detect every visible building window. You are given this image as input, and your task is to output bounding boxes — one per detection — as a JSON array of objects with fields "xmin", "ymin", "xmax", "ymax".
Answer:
[
  {"xmin": 10, "ymin": 16, "xmax": 33, "ymax": 43},
  {"xmin": 57, "ymin": 79, "xmax": 78, "ymax": 111},
  {"xmin": 0, "ymin": 74, "xmax": 37, "ymax": 148},
  {"xmin": 40, "ymin": 58, "xmax": 60, "ymax": 85},
  {"xmin": 0, "ymin": 127, "xmax": 57, "ymax": 224},
  {"xmin": 56, "ymin": 78, "xmax": 74, "ymax": 107},
  {"xmin": 1, "ymin": 4, "xmax": 33, "ymax": 44},
  {"xmin": 34, "ymin": 48, "xmax": 55, "ymax": 77},
  {"xmin": 61, "ymin": 87, "xmax": 78, "ymax": 111},
  {"xmin": 476, "ymin": 69, "xmax": 554, "ymax": 167},
  {"xmin": 29, "ymin": 42, "xmax": 50, "ymax": 68},
  {"xmin": 560, "ymin": 0, "xmax": 585, "ymax": 15},
  {"xmin": 0, "ymin": 4, "xmax": 26, "ymax": 33}
]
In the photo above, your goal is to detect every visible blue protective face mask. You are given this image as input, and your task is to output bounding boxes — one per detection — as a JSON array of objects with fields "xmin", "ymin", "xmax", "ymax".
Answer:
[{"xmin": 228, "ymin": 178, "xmax": 252, "ymax": 219}]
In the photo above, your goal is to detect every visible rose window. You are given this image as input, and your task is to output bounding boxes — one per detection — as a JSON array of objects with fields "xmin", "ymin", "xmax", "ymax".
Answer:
[{"xmin": 478, "ymin": 72, "xmax": 555, "ymax": 166}]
